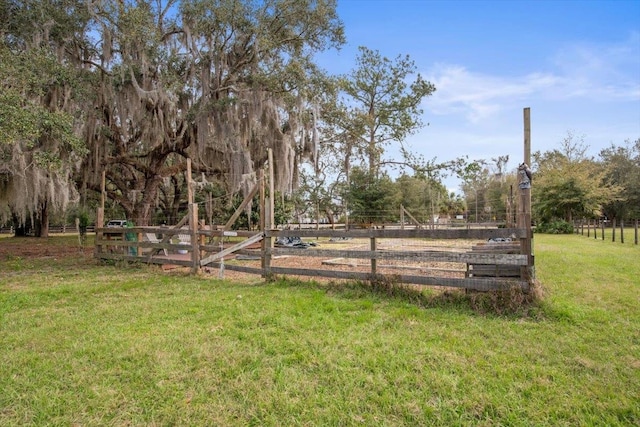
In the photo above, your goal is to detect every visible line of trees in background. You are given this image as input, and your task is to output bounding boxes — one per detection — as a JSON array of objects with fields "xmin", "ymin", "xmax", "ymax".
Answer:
[
  {"xmin": 248, "ymin": 131, "xmax": 639, "ymax": 231},
  {"xmin": 291, "ymin": 131, "xmax": 638, "ymax": 231},
  {"xmin": 532, "ymin": 133, "xmax": 639, "ymax": 231},
  {"xmin": 1, "ymin": 1, "xmax": 638, "ymax": 236}
]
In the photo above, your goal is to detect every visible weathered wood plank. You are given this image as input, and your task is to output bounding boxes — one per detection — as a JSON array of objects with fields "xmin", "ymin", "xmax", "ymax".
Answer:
[
  {"xmin": 203, "ymin": 262, "xmax": 263, "ymax": 275},
  {"xmin": 200, "ymin": 229, "xmax": 260, "ymax": 238},
  {"xmin": 467, "ymin": 264, "xmax": 522, "ymax": 277},
  {"xmin": 270, "ymin": 248, "xmax": 528, "ymax": 265},
  {"xmin": 472, "ymin": 243, "xmax": 520, "ymax": 252},
  {"xmin": 268, "ymin": 228, "xmax": 525, "ymax": 240},
  {"xmin": 96, "ymin": 238, "xmax": 189, "ymax": 252},
  {"xmin": 267, "ymin": 266, "xmax": 528, "ymax": 291},
  {"xmin": 321, "ymin": 258, "xmax": 464, "ymax": 273},
  {"xmin": 97, "ymin": 226, "xmax": 196, "ymax": 237},
  {"xmin": 96, "ymin": 253, "xmax": 194, "ymax": 267}
]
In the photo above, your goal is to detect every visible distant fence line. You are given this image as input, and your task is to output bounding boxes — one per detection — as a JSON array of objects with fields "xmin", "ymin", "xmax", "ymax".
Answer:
[
  {"xmin": 0, "ymin": 225, "xmax": 96, "ymax": 235},
  {"xmin": 574, "ymin": 218, "xmax": 639, "ymax": 245}
]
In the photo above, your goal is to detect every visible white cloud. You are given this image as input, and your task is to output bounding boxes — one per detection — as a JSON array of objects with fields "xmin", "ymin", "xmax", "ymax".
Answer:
[
  {"xmin": 551, "ymin": 31, "xmax": 640, "ymax": 100},
  {"xmin": 423, "ymin": 32, "xmax": 640, "ymax": 124},
  {"xmin": 424, "ymin": 64, "xmax": 562, "ymax": 123}
]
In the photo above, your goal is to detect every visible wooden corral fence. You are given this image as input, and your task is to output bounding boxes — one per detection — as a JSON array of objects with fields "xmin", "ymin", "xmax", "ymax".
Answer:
[
  {"xmin": 95, "ymin": 109, "xmax": 536, "ymax": 292},
  {"xmin": 95, "ymin": 225, "xmax": 534, "ymax": 292},
  {"xmin": 94, "ymin": 225, "xmax": 262, "ymax": 271},
  {"xmin": 262, "ymin": 228, "xmax": 531, "ymax": 292}
]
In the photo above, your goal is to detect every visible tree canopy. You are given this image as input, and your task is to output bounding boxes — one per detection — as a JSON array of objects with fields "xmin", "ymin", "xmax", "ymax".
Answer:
[
  {"xmin": 0, "ymin": 0, "xmax": 89, "ymax": 234},
  {"xmin": 599, "ymin": 139, "xmax": 640, "ymax": 220},
  {"xmin": 1, "ymin": 0, "xmax": 347, "ymax": 229},
  {"xmin": 76, "ymin": 0, "xmax": 344, "ymax": 225},
  {"xmin": 337, "ymin": 47, "xmax": 435, "ymax": 177},
  {"xmin": 532, "ymin": 133, "xmax": 619, "ymax": 223}
]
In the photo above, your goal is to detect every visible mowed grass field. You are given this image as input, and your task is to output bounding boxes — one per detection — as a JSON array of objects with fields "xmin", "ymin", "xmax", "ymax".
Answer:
[{"xmin": 0, "ymin": 234, "xmax": 638, "ymax": 426}]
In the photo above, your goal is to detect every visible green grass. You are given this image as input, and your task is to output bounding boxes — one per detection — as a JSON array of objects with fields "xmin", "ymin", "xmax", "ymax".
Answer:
[{"xmin": 0, "ymin": 235, "xmax": 638, "ymax": 426}]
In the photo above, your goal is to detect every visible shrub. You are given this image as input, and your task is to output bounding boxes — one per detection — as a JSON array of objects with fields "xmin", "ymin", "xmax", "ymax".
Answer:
[{"xmin": 535, "ymin": 220, "xmax": 574, "ymax": 234}]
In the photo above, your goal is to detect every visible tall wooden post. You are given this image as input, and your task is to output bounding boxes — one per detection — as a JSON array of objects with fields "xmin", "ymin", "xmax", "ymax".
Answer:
[
  {"xmin": 186, "ymin": 158, "xmax": 194, "ymax": 206},
  {"xmin": 262, "ymin": 156, "xmax": 274, "ymax": 278},
  {"xmin": 259, "ymin": 169, "xmax": 265, "ymax": 231},
  {"xmin": 101, "ymin": 170, "xmax": 106, "ymax": 211},
  {"xmin": 95, "ymin": 207, "xmax": 104, "ymax": 257},
  {"xmin": 518, "ymin": 108, "xmax": 534, "ymax": 283},
  {"xmin": 185, "ymin": 159, "xmax": 199, "ymax": 273},
  {"xmin": 260, "ymin": 168, "xmax": 267, "ymax": 271},
  {"xmin": 370, "ymin": 235, "xmax": 377, "ymax": 276},
  {"xmin": 189, "ymin": 203, "xmax": 200, "ymax": 274},
  {"xmin": 268, "ymin": 148, "xmax": 275, "ymax": 232}
]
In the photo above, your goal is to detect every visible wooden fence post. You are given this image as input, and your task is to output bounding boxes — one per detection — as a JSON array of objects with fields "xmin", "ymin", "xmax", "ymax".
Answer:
[
  {"xmin": 517, "ymin": 108, "xmax": 534, "ymax": 283},
  {"xmin": 187, "ymin": 158, "xmax": 194, "ymax": 206},
  {"xmin": 601, "ymin": 220, "xmax": 605, "ymax": 240},
  {"xmin": 635, "ymin": 219, "xmax": 638, "ymax": 245},
  {"xmin": 95, "ymin": 208, "xmax": 104, "ymax": 257},
  {"xmin": 594, "ymin": 220, "xmax": 597, "ymax": 239},
  {"xmin": 370, "ymin": 236, "xmax": 377, "ymax": 276},
  {"xmin": 612, "ymin": 218, "xmax": 616, "ymax": 243},
  {"xmin": 268, "ymin": 148, "xmax": 274, "ymax": 234},
  {"xmin": 189, "ymin": 203, "xmax": 200, "ymax": 274},
  {"xmin": 263, "ymin": 230, "xmax": 272, "ymax": 279},
  {"xmin": 260, "ymin": 168, "xmax": 266, "ymax": 271},
  {"xmin": 620, "ymin": 220, "xmax": 624, "ymax": 244}
]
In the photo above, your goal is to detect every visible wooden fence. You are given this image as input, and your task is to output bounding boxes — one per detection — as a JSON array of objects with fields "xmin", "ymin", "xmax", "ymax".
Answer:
[
  {"xmin": 95, "ymin": 225, "xmax": 534, "ymax": 292},
  {"xmin": 574, "ymin": 218, "xmax": 639, "ymax": 245}
]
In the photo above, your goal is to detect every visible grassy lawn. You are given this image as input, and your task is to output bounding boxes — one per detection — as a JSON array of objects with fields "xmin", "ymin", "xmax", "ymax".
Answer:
[{"xmin": 0, "ymin": 234, "xmax": 638, "ymax": 426}]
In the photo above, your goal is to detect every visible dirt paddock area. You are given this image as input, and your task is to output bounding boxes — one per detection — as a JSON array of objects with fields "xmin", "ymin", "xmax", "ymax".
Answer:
[
  {"xmin": 0, "ymin": 235, "xmax": 94, "ymax": 260},
  {"xmin": 206, "ymin": 236, "xmax": 478, "ymax": 284}
]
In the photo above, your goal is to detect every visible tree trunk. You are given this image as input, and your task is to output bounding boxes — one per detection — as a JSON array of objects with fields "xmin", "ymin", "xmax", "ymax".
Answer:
[
  {"xmin": 38, "ymin": 201, "xmax": 49, "ymax": 238},
  {"xmin": 12, "ymin": 214, "xmax": 30, "ymax": 236},
  {"xmin": 33, "ymin": 201, "xmax": 49, "ymax": 237},
  {"xmin": 324, "ymin": 208, "xmax": 335, "ymax": 226},
  {"xmin": 368, "ymin": 127, "xmax": 377, "ymax": 177}
]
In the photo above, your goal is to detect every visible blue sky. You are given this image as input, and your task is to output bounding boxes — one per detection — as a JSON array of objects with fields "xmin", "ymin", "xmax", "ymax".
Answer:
[{"xmin": 318, "ymin": 0, "xmax": 640, "ymax": 190}]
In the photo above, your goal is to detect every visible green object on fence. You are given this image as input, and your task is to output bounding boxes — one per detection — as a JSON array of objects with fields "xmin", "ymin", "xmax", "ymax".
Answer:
[{"xmin": 125, "ymin": 221, "xmax": 137, "ymax": 255}]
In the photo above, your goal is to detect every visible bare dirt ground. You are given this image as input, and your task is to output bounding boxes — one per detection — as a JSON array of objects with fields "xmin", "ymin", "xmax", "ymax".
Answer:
[{"xmin": 0, "ymin": 235, "xmax": 93, "ymax": 260}]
